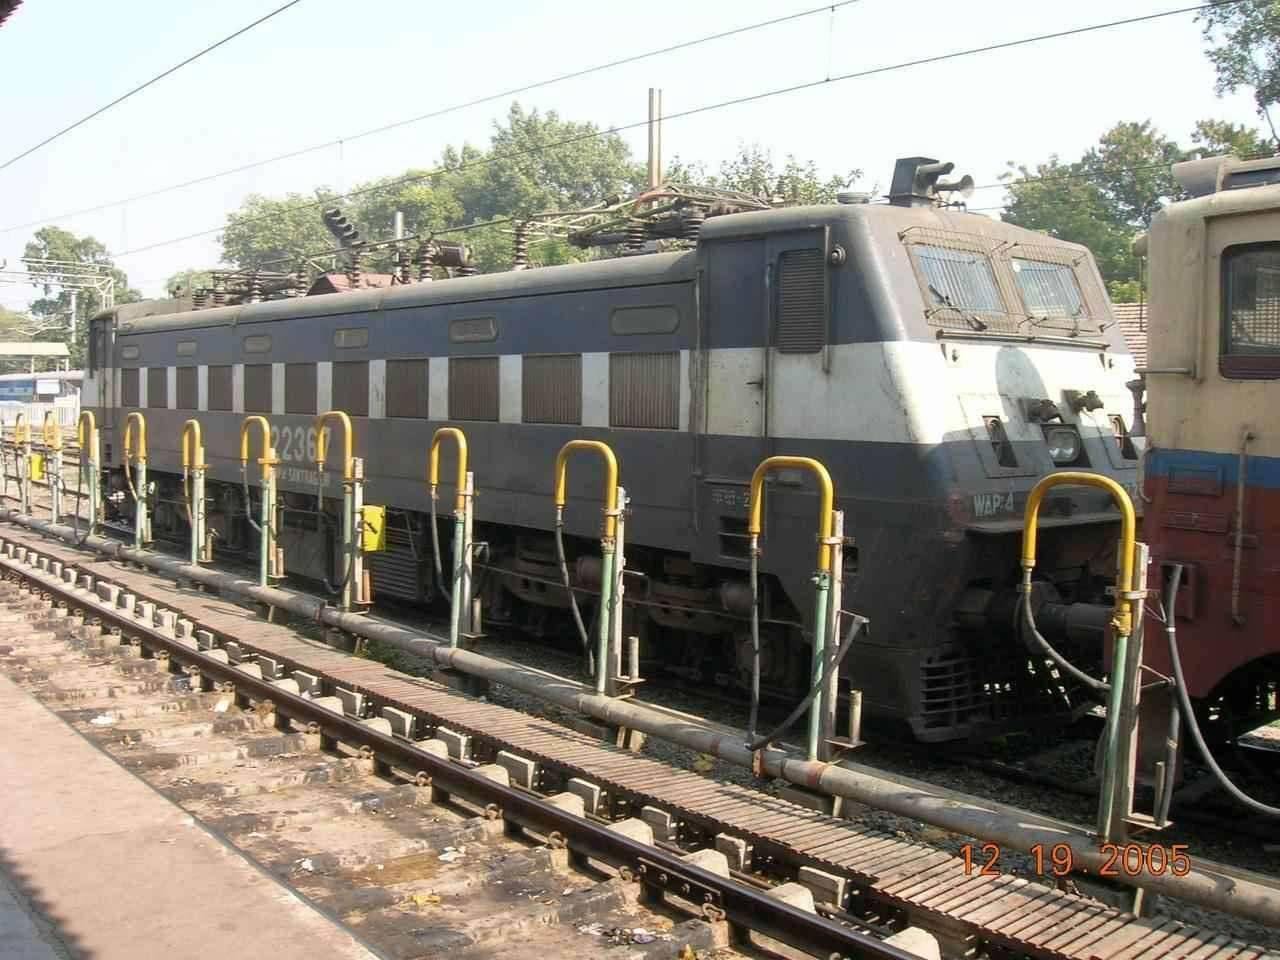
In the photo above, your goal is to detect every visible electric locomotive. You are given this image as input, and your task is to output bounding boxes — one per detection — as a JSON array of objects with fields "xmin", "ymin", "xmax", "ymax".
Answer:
[
  {"xmin": 1139, "ymin": 152, "xmax": 1280, "ymax": 746},
  {"xmin": 83, "ymin": 157, "xmax": 1141, "ymax": 741}
]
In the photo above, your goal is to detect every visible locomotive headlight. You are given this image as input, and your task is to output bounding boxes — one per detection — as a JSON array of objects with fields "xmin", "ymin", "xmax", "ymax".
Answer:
[{"xmin": 1042, "ymin": 425, "xmax": 1082, "ymax": 465}]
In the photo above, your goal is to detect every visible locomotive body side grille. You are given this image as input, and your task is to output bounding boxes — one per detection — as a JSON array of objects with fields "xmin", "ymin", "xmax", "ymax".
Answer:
[{"xmin": 775, "ymin": 248, "xmax": 826, "ymax": 353}]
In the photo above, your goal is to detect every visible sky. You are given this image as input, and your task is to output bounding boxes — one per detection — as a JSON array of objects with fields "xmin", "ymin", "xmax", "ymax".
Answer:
[{"xmin": 0, "ymin": 0, "xmax": 1264, "ymax": 308}]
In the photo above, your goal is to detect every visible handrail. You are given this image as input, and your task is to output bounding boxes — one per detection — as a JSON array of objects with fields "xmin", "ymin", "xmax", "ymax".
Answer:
[
  {"xmin": 181, "ymin": 419, "xmax": 205, "ymax": 470},
  {"xmin": 239, "ymin": 415, "xmax": 274, "ymax": 469},
  {"xmin": 12, "ymin": 411, "xmax": 29, "ymax": 445},
  {"xmin": 314, "ymin": 410, "xmax": 353, "ymax": 480},
  {"xmin": 1021, "ymin": 470, "xmax": 1139, "ymax": 843},
  {"xmin": 77, "ymin": 410, "xmax": 97, "ymax": 452},
  {"xmin": 745, "ymin": 455, "xmax": 840, "ymax": 760},
  {"xmin": 41, "ymin": 411, "xmax": 61, "ymax": 451},
  {"xmin": 239, "ymin": 415, "xmax": 278, "ymax": 587},
  {"xmin": 123, "ymin": 411, "xmax": 147, "ymax": 465},
  {"xmin": 554, "ymin": 440, "xmax": 619, "ymax": 538},
  {"xmin": 428, "ymin": 427, "xmax": 469, "ymax": 512},
  {"xmin": 1021, "ymin": 470, "xmax": 1136, "ymax": 635},
  {"xmin": 748, "ymin": 456, "xmax": 836, "ymax": 573}
]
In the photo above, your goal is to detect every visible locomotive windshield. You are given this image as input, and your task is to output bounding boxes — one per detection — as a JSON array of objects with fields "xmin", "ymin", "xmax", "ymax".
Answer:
[
  {"xmin": 904, "ymin": 227, "xmax": 1106, "ymax": 340},
  {"xmin": 914, "ymin": 245, "xmax": 1004, "ymax": 315},
  {"xmin": 1011, "ymin": 258, "xmax": 1085, "ymax": 320}
]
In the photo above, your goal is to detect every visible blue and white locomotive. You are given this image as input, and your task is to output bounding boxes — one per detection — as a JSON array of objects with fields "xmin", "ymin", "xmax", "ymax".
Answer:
[{"xmin": 84, "ymin": 158, "xmax": 1140, "ymax": 740}]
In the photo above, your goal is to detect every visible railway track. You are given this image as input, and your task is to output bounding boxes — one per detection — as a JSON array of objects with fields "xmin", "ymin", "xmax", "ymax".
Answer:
[
  {"xmin": 0, "ymin": 546, "xmax": 904, "ymax": 960},
  {"xmin": 0, "ymin": 519, "xmax": 1277, "ymax": 960}
]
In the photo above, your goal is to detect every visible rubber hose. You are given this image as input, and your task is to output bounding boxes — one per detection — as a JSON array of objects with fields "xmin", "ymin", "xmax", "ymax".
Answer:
[
  {"xmin": 429, "ymin": 492, "xmax": 450, "ymax": 603},
  {"xmin": 68, "ymin": 453, "xmax": 93, "ymax": 547},
  {"xmin": 1020, "ymin": 585, "xmax": 1110, "ymax": 695},
  {"xmin": 554, "ymin": 516, "xmax": 594, "ymax": 676},
  {"xmin": 747, "ymin": 613, "xmax": 867, "ymax": 752},
  {"xmin": 242, "ymin": 468, "xmax": 261, "ymax": 533},
  {"xmin": 123, "ymin": 455, "xmax": 139, "ymax": 505},
  {"xmin": 1163, "ymin": 564, "xmax": 1280, "ymax": 817},
  {"xmin": 315, "ymin": 472, "xmax": 353, "ymax": 597}
]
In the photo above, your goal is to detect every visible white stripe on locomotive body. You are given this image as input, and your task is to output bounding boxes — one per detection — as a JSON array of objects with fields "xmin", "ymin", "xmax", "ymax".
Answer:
[
  {"xmin": 427, "ymin": 357, "xmax": 448, "ymax": 419},
  {"xmin": 498, "ymin": 355, "xmax": 521, "ymax": 424},
  {"xmin": 270, "ymin": 363, "xmax": 285, "ymax": 416},
  {"xmin": 197, "ymin": 365, "xmax": 209, "ymax": 411},
  {"xmin": 111, "ymin": 340, "xmax": 1136, "ymax": 448},
  {"xmin": 82, "ymin": 374, "xmax": 99, "ymax": 408},
  {"xmin": 705, "ymin": 341, "xmax": 1137, "ymax": 445},
  {"xmin": 581, "ymin": 353, "xmax": 609, "ymax": 428},
  {"xmin": 368, "ymin": 358, "xmax": 386, "ymax": 419},
  {"xmin": 317, "ymin": 362, "xmax": 333, "ymax": 413},
  {"xmin": 166, "ymin": 366, "xmax": 177, "ymax": 410}
]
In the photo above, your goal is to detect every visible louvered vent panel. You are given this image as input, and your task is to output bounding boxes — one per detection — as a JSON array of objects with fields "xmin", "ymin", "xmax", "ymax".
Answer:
[
  {"xmin": 775, "ymin": 248, "xmax": 826, "ymax": 353},
  {"xmin": 386, "ymin": 359, "xmax": 428, "ymax": 419},
  {"xmin": 523, "ymin": 354, "xmax": 582, "ymax": 424},
  {"xmin": 285, "ymin": 363, "xmax": 316, "ymax": 415},
  {"xmin": 610, "ymin": 352, "xmax": 679, "ymax": 429},
  {"xmin": 370, "ymin": 525, "xmax": 425, "ymax": 602},
  {"xmin": 449, "ymin": 356, "xmax": 499, "ymax": 421},
  {"xmin": 147, "ymin": 367, "xmax": 168, "ymax": 408},
  {"xmin": 176, "ymin": 366, "xmax": 197, "ymax": 410},
  {"xmin": 207, "ymin": 366, "xmax": 233, "ymax": 411},
  {"xmin": 243, "ymin": 364, "xmax": 272, "ymax": 413},
  {"xmin": 332, "ymin": 361, "xmax": 368, "ymax": 417},
  {"xmin": 120, "ymin": 368, "xmax": 139, "ymax": 407}
]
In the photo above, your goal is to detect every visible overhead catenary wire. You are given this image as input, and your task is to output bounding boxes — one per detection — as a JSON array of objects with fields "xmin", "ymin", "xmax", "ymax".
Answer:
[
  {"xmin": 100, "ymin": 0, "xmax": 1251, "ymax": 264},
  {"xmin": 0, "ymin": 0, "xmax": 865, "ymax": 236},
  {"xmin": 0, "ymin": 0, "xmax": 306, "ymax": 173}
]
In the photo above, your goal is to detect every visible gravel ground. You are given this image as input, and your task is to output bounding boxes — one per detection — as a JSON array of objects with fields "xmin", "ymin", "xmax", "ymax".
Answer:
[{"xmin": 25, "ymin": 486, "xmax": 1280, "ymax": 948}]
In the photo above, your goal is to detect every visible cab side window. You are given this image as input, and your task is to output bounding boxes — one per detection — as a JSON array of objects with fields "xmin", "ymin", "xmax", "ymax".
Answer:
[{"xmin": 1222, "ymin": 243, "xmax": 1280, "ymax": 379}]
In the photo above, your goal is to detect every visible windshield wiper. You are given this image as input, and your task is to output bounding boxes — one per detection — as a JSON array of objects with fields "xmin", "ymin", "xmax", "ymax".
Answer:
[{"xmin": 928, "ymin": 283, "xmax": 988, "ymax": 331}]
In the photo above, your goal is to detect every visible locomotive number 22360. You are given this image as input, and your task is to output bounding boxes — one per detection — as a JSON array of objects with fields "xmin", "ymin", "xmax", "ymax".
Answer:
[{"xmin": 270, "ymin": 425, "xmax": 318, "ymax": 463}]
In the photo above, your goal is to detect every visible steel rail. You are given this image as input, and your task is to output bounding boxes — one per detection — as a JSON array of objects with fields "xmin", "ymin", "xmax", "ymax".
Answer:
[
  {"xmin": 6, "ymin": 512, "xmax": 1280, "ymax": 928},
  {"xmin": 0, "ymin": 546, "xmax": 915, "ymax": 960}
]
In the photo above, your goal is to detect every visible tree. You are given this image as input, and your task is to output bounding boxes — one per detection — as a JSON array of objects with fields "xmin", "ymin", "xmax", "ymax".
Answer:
[
  {"xmin": 349, "ymin": 174, "xmax": 463, "ymax": 272},
  {"xmin": 667, "ymin": 143, "xmax": 861, "ymax": 204},
  {"xmin": 1000, "ymin": 120, "xmax": 1250, "ymax": 297},
  {"xmin": 0, "ymin": 309, "xmax": 35, "ymax": 374},
  {"xmin": 220, "ymin": 103, "xmax": 648, "ymax": 274},
  {"xmin": 1001, "ymin": 156, "xmax": 1138, "ymax": 287},
  {"xmin": 440, "ymin": 103, "xmax": 645, "ymax": 222},
  {"xmin": 220, "ymin": 191, "xmax": 338, "ymax": 272},
  {"xmin": 21, "ymin": 226, "xmax": 140, "ymax": 367},
  {"xmin": 1080, "ymin": 121, "xmax": 1183, "ymax": 228},
  {"xmin": 1189, "ymin": 118, "xmax": 1272, "ymax": 157},
  {"xmin": 1199, "ymin": 0, "xmax": 1280, "ymax": 131},
  {"xmin": 164, "ymin": 269, "xmax": 216, "ymax": 298}
]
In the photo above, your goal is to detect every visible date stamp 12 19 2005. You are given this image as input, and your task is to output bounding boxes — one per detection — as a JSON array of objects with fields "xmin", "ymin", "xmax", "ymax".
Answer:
[{"xmin": 960, "ymin": 841, "xmax": 1192, "ymax": 879}]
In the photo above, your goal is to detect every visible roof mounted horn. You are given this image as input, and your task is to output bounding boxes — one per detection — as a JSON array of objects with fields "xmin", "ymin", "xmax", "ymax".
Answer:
[{"xmin": 888, "ymin": 157, "xmax": 972, "ymax": 207}]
